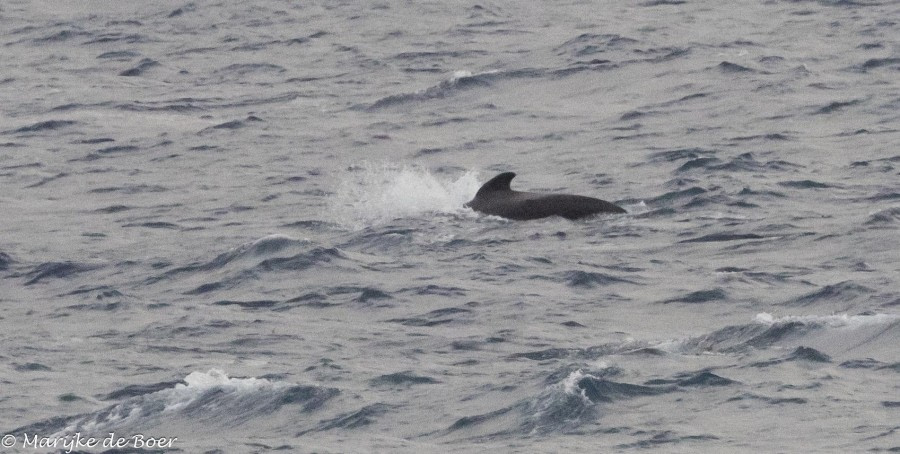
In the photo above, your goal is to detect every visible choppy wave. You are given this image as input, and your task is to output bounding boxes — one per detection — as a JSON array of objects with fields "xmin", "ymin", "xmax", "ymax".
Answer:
[
  {"xmin": 445, "ymin": 365, "xmax": 734, "ymax": 440},
  {"xmin": 11, "ymin": 370, "xmax": 338, "ymax": 438},
  {"xmin": 671, "ymin": 312, "xmax": 900, "ymax": 355}
]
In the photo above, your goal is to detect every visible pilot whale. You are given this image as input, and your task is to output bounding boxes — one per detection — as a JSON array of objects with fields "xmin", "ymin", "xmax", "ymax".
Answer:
[{"xmin": 465, "ymin": 172, "xmax": 626, "ymax": 220}]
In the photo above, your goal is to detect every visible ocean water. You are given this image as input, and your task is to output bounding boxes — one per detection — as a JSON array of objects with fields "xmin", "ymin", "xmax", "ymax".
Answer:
[{"xmin": 1, "ymin": 1, "xmax": 899, "ymax": 453}]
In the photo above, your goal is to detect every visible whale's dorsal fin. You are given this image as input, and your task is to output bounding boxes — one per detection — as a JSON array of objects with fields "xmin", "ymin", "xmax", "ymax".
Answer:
[{"xmin": 477, "ymin": 172, "xmax": 516, "ymax": 196}]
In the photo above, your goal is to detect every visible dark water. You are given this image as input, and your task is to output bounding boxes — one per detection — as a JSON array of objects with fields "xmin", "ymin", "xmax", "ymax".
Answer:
[{"xmin": 1, "ymin": 1, "xmax": 898, "ymax": 452}]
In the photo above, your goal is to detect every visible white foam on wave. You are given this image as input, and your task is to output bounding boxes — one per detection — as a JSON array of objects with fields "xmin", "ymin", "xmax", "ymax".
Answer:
[
  {"xmin": 650, "ymin": 338, "xmax": 687, "ymax": 354},
  {"xmin": 164, "ymin": 369, "xmax": 279, "ymax": 411},
  {"xmin": 329, "ymin": 163, "xmax": 481, "ymax": 228},
  {"xmin": 54, "ymin": 369, "xmax": 287, "ymax": 437},
  {"xmin": 450, "ymin": 69, "xmax": 474, "ymax": 81},
  {"xmin": 561, "ymin": 369, "xmax": 590, "ymax": 397},
  {"xmin": 559, "ymin": 363, "xmax": 610, "ymax": 397},
  {"xmin": 754, "ymin": 312, "xmax": 900, "ymax": 328}
]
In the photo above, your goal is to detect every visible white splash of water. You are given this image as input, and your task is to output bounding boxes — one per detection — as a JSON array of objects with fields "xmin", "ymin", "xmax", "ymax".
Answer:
[{"xmin": 329, "ymin": 163, "xmax": 481, "ymax": 228}]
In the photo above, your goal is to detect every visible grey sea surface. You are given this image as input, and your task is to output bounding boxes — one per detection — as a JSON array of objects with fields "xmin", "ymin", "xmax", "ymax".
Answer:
[{"xmin": 1, "ymin": 1, "xmax": 899, "ymax": 452}]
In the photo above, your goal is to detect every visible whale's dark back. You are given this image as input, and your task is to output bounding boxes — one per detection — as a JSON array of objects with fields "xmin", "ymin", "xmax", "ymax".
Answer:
[{"xmin": 466, "ymin": 172, "xmax": 625, "ymax": 220}]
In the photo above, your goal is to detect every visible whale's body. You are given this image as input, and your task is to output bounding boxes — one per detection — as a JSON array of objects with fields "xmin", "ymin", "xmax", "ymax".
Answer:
[{"xmin": 465, "ymin": 172, "xmax": 625, "ymax": 220}]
